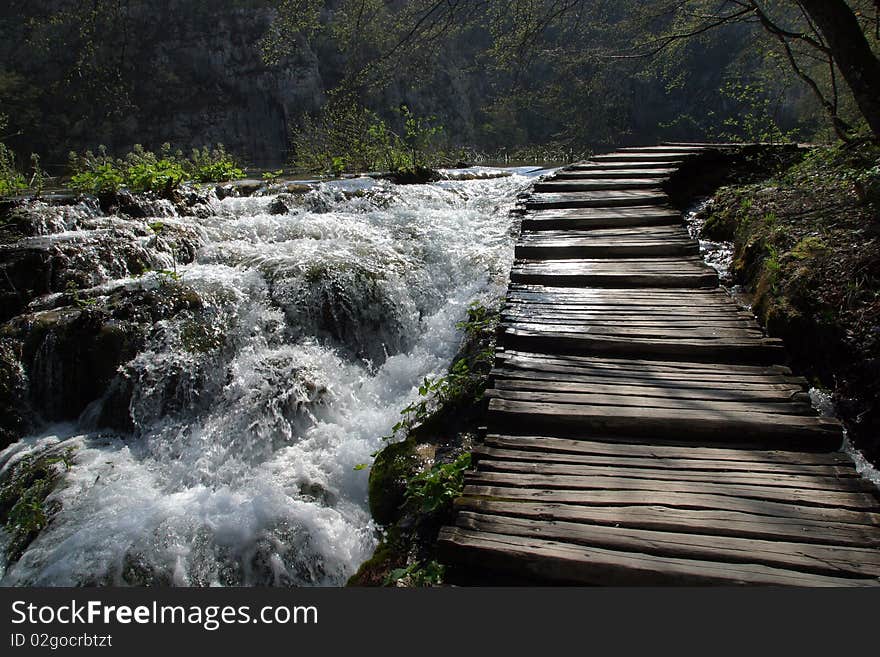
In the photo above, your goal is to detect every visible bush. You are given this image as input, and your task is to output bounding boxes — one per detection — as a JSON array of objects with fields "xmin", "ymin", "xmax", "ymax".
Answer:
[
  {"xmin": 0, "ymin": 143, "xmax": 27, "ymax": 196},
  {"xmin": 290, "ymin": 95, "xmax": 452, "ymax": 176},
  {"xmin": 68, "ymin": 143, "xmax": 245, "ymax": 195}
]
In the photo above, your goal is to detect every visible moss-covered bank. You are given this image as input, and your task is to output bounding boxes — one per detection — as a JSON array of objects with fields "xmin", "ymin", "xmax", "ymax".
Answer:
[
  {"xmin": 347, "ymin": 303, "xmax": 498, "ymax": 586},
  {"xmin": 699, "ymin": 140, "xmax": 880, "ymax": 462}
]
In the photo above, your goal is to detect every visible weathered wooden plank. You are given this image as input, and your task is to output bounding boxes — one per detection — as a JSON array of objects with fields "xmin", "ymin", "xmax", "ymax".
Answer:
[
  {"xmin": 520, "ymin": 225, "xmax": 693, "ymax": 238},
  {"xmin": 491, "ymin": 372, "xmax": 805, "ymax": 402},
  {"xmin": 569, "ymin": 160, "xmax": 686, "ymax": 170},
  {"xmin": 495, "ymin": 355, "xmax": 798, "ymax": 380},
  {"xmin": 524, "ymin": 190, "xmax": 668, "ymax": 209},
  {"xmin": 453, "ymin": 512, "xmax": 880, "ymax": 578},
  {"xmin": 501, "ymin": 316, "xmax": 758, "ymax": 331},
  {"xmin": 501, "ymin": 327, "xmax": 784, "ymax": 364},
  {"xmin": 487, "ymin": 398, "xmax": 842, "ymax": 448},
  {"xmin": 503, "ymin": 305, "xmax": 754, "ymax": 320},
  {"xmin": 485, "ymin": 433, "xmax": 854, "ymax": 469},
  {"xmin": 474, "ymin": 458, "xmax": 868, "ymax": 492},
  {"xmin": 481, "ymin": 434, "xmax": 849, "ymax": 465},
  {"xmin": 592, "ymin": 152, "xmax": 697, "ymax": 162},
  {"xmin": 498, "ymin": 349, "xmax": 794, "ymax": 376},
  {"xmin": 461, "ymin": 484, "xmax": 878, "ymax": 525},
  {"xmin": 484, "ymin": 388, "xmax": 813, "ymax": 417},
  {"xmin": 552, "ymin": 169, "xmax": 679, "ymax": 180},
  {"xmin": 490, "ymin": 377, "xmax": 804, "ymax": 403},
  {"xmin": 437, "ymin": 527, "xmax": 880, "ymax": 586},
  {"xmin": 514, "ymin": 241, "xmax": 700, "ymax": 259},
  {"xmin": 508, "ymin": 284, "xmax": 731, "ymax": 299},
  {"xmin": 454, "ymin": 498, "xmax": 880, "ymax": 548},
  {"xmin": 465, "ymin": 470, "xmax": 875, "ymax": 509},
  {"xmin": 510, "ymin": 269, "xmax": 719, "ymax": 289},
  {"xmin": 534, "ymin": 179, "xmax": 665, "ymax": 192},
  {"xmin": 472, "ymin": 445, "xmax": 856, "ymax": 476},
  {"xmin": 523, "ymin": 205, "xmax": 681, "ymax": 223},
  {"xmin": 500, "ymin": 320, "xmax": 764, "ymax": 339},
  {"xmin": 616, "ymin": 146, "xmax": 709, "ymax": 153}
]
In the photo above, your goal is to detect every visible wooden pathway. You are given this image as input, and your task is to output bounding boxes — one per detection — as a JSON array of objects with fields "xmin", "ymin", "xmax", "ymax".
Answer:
[{"xmin": 438, "ymin": 145, "xmax": 880, "ymax": 586}]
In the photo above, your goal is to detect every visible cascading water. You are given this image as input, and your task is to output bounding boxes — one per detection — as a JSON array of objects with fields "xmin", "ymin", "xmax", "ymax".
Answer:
[{"xmin": 0, "ymin": 168, "xmax": 541, "ymax": 586}]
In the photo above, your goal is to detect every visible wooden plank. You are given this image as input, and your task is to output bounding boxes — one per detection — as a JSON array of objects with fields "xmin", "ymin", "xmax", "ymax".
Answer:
[
  {"xmin": 533, "ymin": 179, "xmax": 665, "ymax": 192},
  {"xmin": 482, "ymin": 434, "xmax": 849, "ymax": 465},
  {"xmin": 461, "ymin": 484, "xmax": 878, "ymax": 525},
  {"xmin": 514, "ymin": 241, "xmax": 699, "ymax": 259},
  {"xmin": 501, "ymin": 327, "xmax": 783, "ymax": 363},
  {"xmin": 552, "ymin": 169, "xmax": 678, "ymax": 180},
  {"xmin": 592, "ymin": 153, "xmax": 697, "ymax": 162},
  {"xmin": 487, "ymin": 398, "xmax": 842, "ymax": 448},
  {"xmin": 474, "ymin": 459, "xmax": 868, "ymax": 492},
  {"xmin": 492, "ymin": 369, "xmax": 804, "ymax": 397},
  {"xmin": 500, "ymin": 320, "xmax": 764, "ymax": 339},
  {"xmin": 493, "ymin": 354, "xmax": 805, "ymax": 384},
  {"xmin": 524, "ymin": 190, "xmax": 668, "ymax": 209},
  {"xmin": 503, "ymin": 313, "xmax": 756, "ymax": 327},
  {"xmin": 484, "ymin": 388, "xmax": 813, "ymax": 417},
  {"xmin": 490, "ymin": 377, "xmax": 804, "ymax": 403},
  {"xmin": 616, "ymin": 146, "xmax": 709, "ymax": 153},
  {"xmin": 455, "ymin": 498, "xmax": 880, "ymax": 548},
  {"xmin": 465, "ymin": 470, "xmax": 874, "ymax": 509},
  {"xmin": 503, "ymin": 305, "xmax": 753, "ymax": 319},
  {"xmin": 569, "ymin": 161, "xmax": 686, "ymax": 170},
  {"xmin": 453, "ymin": 512, "xmax": 880, "ymax": 579},
  {"xmin": 438, "ymin": 527, "xmax": 880, "ymax": 586},
  {"xmin": 472, "ymin": 445, "xmax": 856, "ymax": 476},
  {"xmin": 507, "ymin": 285, "xmax": 730, "ymax": 299},
  {"xmin": 494, "ymin": 355, "xmax": 796, "ymax": 380},
  {"xmin": 501, "ymin": 318, "xmax": 758, "ymax": 332},
  {"xmin": 498, "ymin": 349, "xmax": 793, "ymax": 375},
  {"xmin": 510, "ymin": 270, "xmax": 719, "ymax": 289},
  {"xmin": 520, "ymin": 225, "xmax": 693, "ymax": 238}
]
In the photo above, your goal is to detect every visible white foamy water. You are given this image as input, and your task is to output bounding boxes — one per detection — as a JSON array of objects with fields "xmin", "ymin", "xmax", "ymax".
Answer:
[{"xmin": 0, "ymin": 169, "xmax": 539, "ymax": 585}]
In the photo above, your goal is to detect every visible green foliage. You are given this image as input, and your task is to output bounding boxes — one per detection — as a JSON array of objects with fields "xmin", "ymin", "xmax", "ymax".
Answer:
[
  {"xmin": 68, "ymin": 143, "xmax": 244, "ymax": 195},
  {"xmin": 188, "ymin": 145, "xmax": 245, "ymax": 183},
  {"xmin": 716, "ymin": 81, "xmax": 800, "ymax": 144},
  {"xmin": 0, "ymin": 447, "xmax": 75, "ymax": 564},
  {"xmin": 384, "ymin": 302, "xmax": 498, "ymax": 440},
  {"xmin": 404, "ymin": 452, "xmax": 472, "ymax": 514},
  {"xmin": 126, "ymin": 159, "xmax": 187, "ymax": 192},
  {"xmin": 0, "ymin": 143, "xmax": 27, "ymax": 196},
  {"xmin": 65, "ymin": 280, "xmax": 97, "ymax": 309},
  {"xmin": 262, "ymin": 169, "xmax": 284, "ymax": 182},
  {"xmin": 384, "ymin": 559, "xmax": 446, "ymax": 587},
  {"xmin": 0, "ymin": 114, "xmax": 45, "ymax": 197},
  {"xmin": 291, "ymin": 96, "xmax": 450, "ymax": 175}
]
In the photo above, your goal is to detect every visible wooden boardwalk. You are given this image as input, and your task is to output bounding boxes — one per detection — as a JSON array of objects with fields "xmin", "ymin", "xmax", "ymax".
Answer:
[{"xmin": 438, "ymin": 145, "xmax": 880, "ymax": 586}]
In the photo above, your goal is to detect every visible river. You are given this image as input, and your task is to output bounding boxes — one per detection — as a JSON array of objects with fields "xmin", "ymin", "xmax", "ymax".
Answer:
[{"xmin": 0, "ymin": 167, "xmax": 543, "ymax": 585}]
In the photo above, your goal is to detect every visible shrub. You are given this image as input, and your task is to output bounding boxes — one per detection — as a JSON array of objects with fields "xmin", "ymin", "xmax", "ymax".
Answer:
[{"xmin": 68, "ymin": 143, "xmax": 245, "ymax": 194}]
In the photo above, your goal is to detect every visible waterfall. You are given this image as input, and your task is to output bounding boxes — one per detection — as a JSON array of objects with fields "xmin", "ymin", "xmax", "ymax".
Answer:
[{"xmin": 0, "ymin": 168, "xmax": 543, "ymax": 585}]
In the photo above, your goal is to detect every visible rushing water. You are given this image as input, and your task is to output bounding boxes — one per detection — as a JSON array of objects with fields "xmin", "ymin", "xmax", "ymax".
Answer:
[{"xmin": 0, "ymin": 168, "xmax": 541, "ymax": 585}]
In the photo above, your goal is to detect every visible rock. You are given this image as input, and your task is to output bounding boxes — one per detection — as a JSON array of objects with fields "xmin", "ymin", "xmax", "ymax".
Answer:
[
  {"xmin": 368, "ymin": 439, "xmax": 420, "ymax": 526},
  {"xmin": 0, "ymin": 338, "xmax": 34, "ymax": 450},
  {"xmin": 382, "ymin": 166, "xmax": 442, "ymax": 185},
  {"xmin": 268, "ymin": 194, "xmax": 297, "ymax": 215}
]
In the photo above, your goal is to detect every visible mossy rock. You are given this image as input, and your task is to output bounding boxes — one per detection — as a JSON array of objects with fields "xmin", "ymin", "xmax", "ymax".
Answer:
[
  {"xmin": 0, "ymin": 339, "xmax": 32, "ymax": 450},
  {"xmin": 368, "ymin": 438, "xmax": 420, "ymax": 527},
  {"xmin": 701, "ymin": 210, "xmax": 738, "ymax": 241},
  {"xmin": 346, "ymin": 530, "xmax": 407, "ymax": 587},
  {"xmin": 383, "ymin": 166, "xmax": 442, "ymax": 185}
]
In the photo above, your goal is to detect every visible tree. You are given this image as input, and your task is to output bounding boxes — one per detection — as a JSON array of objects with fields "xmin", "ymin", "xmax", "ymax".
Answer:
[
  {"xmin": 797, "ymin": 0, "xmax": 880, "ymax": 138},
  {"xmin": 282, "ymin": 1, "xmax": 880, "ymax": 142}
]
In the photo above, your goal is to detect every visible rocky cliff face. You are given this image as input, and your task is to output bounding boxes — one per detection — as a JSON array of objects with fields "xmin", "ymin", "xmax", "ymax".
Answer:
[{"xmin": 1, "ymin": 1, "xmax": 329, "ymax": 165}]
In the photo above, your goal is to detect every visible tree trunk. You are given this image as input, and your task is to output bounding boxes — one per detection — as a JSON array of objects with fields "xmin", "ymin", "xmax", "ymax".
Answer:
[{"xmin": 798, "ymin": 0, "xmax": 880, "ymax": 139}]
